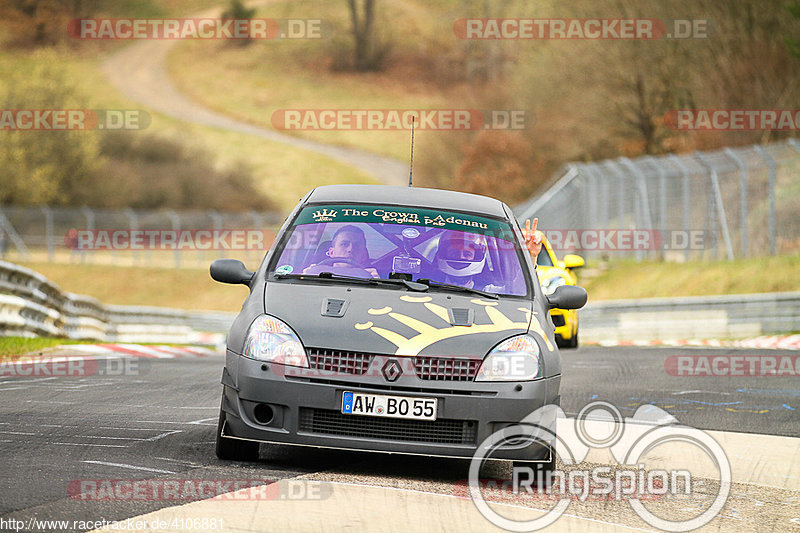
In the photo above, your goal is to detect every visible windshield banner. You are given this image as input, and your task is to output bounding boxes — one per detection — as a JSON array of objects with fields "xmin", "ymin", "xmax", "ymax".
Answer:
[{"xmin": 296, "ymin": 204, "xmax": 510, "ymax": 237}]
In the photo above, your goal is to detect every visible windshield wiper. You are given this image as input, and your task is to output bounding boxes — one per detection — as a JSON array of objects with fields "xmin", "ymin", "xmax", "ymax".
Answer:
[
  {"xmin": 274, "ymin": 272, "xmax": 429, "ymax": 292},
  {"xmin": 415, "ymin": 279, "xmax": 499, "ymax": 299}
]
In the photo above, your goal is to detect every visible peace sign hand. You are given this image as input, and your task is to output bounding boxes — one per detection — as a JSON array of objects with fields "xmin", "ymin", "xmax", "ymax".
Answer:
[{"xmin": 523, "ymin": 218, "xmax": 543, "ymax": 257}]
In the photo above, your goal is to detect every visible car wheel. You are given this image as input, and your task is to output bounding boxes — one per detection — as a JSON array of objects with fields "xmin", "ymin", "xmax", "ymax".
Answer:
[
  {"xmin": 568, "ymin": 329, "xmax": 579, "ymax": 348},
  {"xmin": 555, "ymin": 334, "xmax": 566, "ymax": 348},
  {"xmin": 215, "ymin": 404, "xmax": 260, "ymax": 461}
]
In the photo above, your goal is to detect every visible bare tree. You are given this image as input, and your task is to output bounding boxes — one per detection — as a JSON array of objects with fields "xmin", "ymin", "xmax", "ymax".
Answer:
[{"xmin": 347, "ymin": 0, "xmax": 378, "ymax": 71}]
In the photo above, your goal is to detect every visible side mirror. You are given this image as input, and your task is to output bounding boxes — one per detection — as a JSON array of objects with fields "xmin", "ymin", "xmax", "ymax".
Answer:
[
  {"xmin": 563, "ymin": 254, "xmax": 585, "ymax": 269},
  {"xmin": 547, "ymin": 285, "xmax": 587, "ymax": 310},
  {"xmin": 210, "ymin": 259, "xmax": 254, "ymax": 286}
]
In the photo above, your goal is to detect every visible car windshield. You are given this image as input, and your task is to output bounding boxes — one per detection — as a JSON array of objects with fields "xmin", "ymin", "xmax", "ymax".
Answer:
[{"xmin": 269, "ymin": 204, "xmax": 530, "ymax": 297}]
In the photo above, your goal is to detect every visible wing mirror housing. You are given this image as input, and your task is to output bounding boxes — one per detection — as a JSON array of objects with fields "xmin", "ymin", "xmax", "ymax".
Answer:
[
  {"xmin": 210, "ymin": 259, "xmax": 254, "ymax": 286},
  {"xmin": 547, "ymin": 285, "xmax": 587, "ymax": 310},
  {"xmin": 563, "ymin": 254, "xmax": 585, "ymax": 269}
]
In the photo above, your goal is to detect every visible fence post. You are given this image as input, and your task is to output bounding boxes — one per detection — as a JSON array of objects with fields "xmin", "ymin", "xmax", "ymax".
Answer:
[
  {"xmin": 209, "ymin": 210, "xmax": 222, "ymax": 263},
  {"xmin": 41, "ymin": 206, "xmax": 54, "ymax": 262},
  {"xmin": 753, "ymin": 145, "xmax": 776, "ymax": 255},
  {"xmin": 724, "ymin": 148, "xmax": 748, "ymax": 257},
  {"xmin": 619, "ymin": 158, "xmax": 654, "ymax": 261},
  {"xmin": 695, "ymin": 152, "xmax": 734, "ymax": 260},
  {"xmin": 80, "ymin": 206, "xmax": 95, "ymax": 264},
  {"xmin": 249, "ymin": 210, "xmax": 264, "ymax": 267},
  {"xmin": 125, "ymin": 208, "xmax": 138, "ymax": 266},
  {"xmin": 166, "ymin": 210, "xmax": 181, "ymax": 268},
  {"xmin": 518, "ymin": 165, "xmax": 579, "ymax": 222},
  {"xmin": 0, "ymin": 208, "xmax": 30, "ymax": 259},
  {"xmin": 606, "ymin": 161, "xmax": 627, "ymax": 236},
  {"xmin": 668, "ymin": 155, "xmax": 692, "ymax": 262},
  {"xmin": 646, "ymin": 155, "xmax": 667, "ymax": 260}
]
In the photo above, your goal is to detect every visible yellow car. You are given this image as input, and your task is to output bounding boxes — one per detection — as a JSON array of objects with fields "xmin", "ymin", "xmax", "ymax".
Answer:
[{"xmin": 535, "ymin": 236, "xmax": 584, "ymax": 348}]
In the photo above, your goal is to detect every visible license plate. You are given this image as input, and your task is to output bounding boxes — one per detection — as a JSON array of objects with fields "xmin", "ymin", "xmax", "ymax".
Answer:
[{"xmin": 341, "ymin": 391, "xmax": 437, "ymax": 421}]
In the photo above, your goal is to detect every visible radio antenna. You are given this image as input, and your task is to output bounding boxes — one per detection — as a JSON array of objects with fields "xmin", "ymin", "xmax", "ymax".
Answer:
[{"xmin": 408, "ymin": 116, "xmax": 415, "ymax": 187}]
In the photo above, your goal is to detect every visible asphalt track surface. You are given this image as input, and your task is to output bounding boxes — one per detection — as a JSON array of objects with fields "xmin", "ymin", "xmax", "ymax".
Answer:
[{"xmin": 0, "ymin": 346, "xmax": 797, "ymax": 532}]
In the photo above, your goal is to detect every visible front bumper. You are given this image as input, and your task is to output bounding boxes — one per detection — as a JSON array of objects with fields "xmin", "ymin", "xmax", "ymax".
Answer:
[{"xmin": 220, "ymin": 351, "xmax": 561, "ymax": 462}]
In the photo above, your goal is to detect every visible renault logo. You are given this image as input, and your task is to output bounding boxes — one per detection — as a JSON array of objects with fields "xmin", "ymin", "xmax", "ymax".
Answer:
[{"xmin": 382, "ymin": 359, "xmax": 402, "ymax": 382}]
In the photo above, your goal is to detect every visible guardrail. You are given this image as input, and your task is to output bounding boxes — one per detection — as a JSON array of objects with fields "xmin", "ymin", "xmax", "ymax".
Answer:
[
  {"xmin": 0, "ymin": 261, "xmax": 235, "ymax": 345},
  {"xmin": 2, "ymin": 260, "xmax": 797, "ymax": 346},
  {"xmin": 581, "ymin": 291, "xmax": 800, "ymax": 342}
]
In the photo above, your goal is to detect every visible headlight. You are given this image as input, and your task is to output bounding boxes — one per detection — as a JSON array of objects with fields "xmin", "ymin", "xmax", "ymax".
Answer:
[
  {"xmin": 475, "ymin": 334, "xmax": 541, "ymax": 381},
  {"xmin": 243, "ymin": 315, "xmax": 308, "ymax": 367},
  {"xmin": 541, "ymin": 275, "xmax": 567, "ymax": 295}
]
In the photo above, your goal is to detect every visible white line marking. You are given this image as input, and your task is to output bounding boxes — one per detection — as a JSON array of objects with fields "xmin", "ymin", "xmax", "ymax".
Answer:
[
  {"xmin": 1, "ymin": 377, "xmax": 59, "ymax": 384},
  {"xmin": 144, "ymin": 430, "xmax": 182, "ymax": 442},
  {"xmin": 51, "ymin": 442, "xmax": 128, "ymax": 448},
  {"xmin": 187, "ymin": 417, "xmax": 217, "ymax": 425},
  {"xmin": 81, "ymin": 435, "xmax": 149, "ymax": 441},
  {"xmin": 152, "ymin": 456, "xmax": 201, "ymax": 466},
  {"xmin": 82, "ymin": 460, "xmax": 176, "ymax": 474},
  {"xmin": 0, "ymin": 431, "xmax": 36, "ymax": 435},
  {"xmin": 97, "ymin": 427, "xmax": 167, "ymax": 432}
]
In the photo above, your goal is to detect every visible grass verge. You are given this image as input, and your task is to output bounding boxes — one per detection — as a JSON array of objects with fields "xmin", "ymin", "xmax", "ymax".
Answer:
[
  {"xmin": 167, "ymin": 0, "xmax": 461, "ymax": 162},
  {"xmin": 580, "ymin": 255, "xmax": 800, "ymax": 300},
  {"xmin": 18, "ymin": 262, "xmax": 249, "ymax": 312},
  {"xmin": 0, "ymin": 337, "xmax": 90, "ymax": 358}
]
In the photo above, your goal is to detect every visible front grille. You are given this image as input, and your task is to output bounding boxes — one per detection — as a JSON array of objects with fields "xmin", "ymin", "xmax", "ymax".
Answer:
[
  {"xmin": 414, "ymin": 357, "xmax": 481, "ymax": 381},
  {"xmin": 307, "ymin": 349, "xmax": 482, "ymax": 381},
  {"xmin": 298, "ymin": 408, "xmax": 478, "ymax": 445},
  {"xmin": 307, "ymin": 348, "xmax": 373, "ymax": 375}
]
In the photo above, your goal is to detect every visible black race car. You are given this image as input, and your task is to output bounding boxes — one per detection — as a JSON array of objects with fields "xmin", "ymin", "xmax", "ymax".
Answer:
[{"xmin": 210, "ymin": 184, "xmax": 586, "ymax": 470}]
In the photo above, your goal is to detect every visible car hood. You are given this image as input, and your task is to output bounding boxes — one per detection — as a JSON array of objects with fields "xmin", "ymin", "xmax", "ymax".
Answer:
[{"xmin": 265, "ymin": 281, "xmax": 535, "ymax": 356}]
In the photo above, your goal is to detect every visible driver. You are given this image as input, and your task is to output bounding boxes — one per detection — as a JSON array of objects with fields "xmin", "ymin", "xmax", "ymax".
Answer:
[{"xmin": 304, "ymin": 225, "xmax": 378, "ymax": 278}]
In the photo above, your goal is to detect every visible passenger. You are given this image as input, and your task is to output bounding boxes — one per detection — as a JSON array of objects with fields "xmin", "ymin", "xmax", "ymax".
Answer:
[{"xmin": 433, "ymin": 218, "xmax": 543, "ymax": 292}]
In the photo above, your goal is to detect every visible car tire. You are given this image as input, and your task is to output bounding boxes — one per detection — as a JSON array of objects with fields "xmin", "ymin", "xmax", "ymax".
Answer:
[
  {"xmin": 568, "ymin": 329, "xmax": 579, "ymax": 348},
  {"xmin": 215, "ymin": 405, "xmax": 260, "ymax": 461},
  {"xmin": 554, "ymin": 334, "xmax": 565, "ymax": 348}
]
